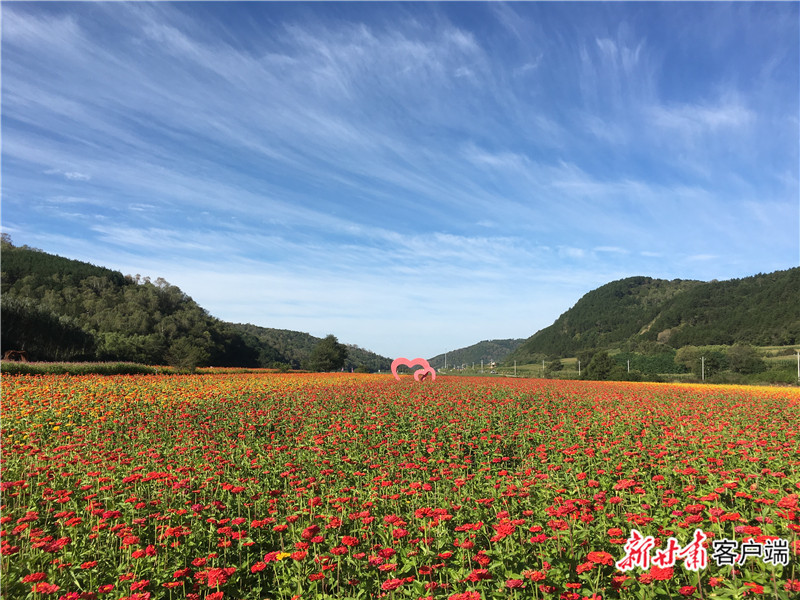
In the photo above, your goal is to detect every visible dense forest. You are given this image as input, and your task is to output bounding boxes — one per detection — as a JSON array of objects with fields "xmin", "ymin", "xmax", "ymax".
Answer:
[
  {"xmin": 505, "ymin": 269, "xmax": 800, "ymax": 365},
  {"xmin": 228, "ymin": 323, "xmax": 392, "ymax": 372},
  {"xmin": 0, "ymin": 237, "xmax": 390, "ymax": 370}
]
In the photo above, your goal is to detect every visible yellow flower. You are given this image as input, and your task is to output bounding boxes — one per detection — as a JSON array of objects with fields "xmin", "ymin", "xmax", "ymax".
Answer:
[{"xmin": 276, "ymin": 552, "xmax": 291, "ymax": 561}]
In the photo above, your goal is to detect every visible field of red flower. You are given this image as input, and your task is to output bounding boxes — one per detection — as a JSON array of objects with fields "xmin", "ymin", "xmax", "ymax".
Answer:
[{"xmin": 1, "ymin": 373, "xmax": 799, "ymax": 600}]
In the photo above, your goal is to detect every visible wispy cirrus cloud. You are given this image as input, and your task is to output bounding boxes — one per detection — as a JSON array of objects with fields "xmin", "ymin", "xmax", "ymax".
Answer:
[
  {"xmin": 2, "ymin": 2, "xmax": 797, "ymax": 357},
  {"xmin": 45, "ymin": 169, "xmax": 91, "ymax": 181}
]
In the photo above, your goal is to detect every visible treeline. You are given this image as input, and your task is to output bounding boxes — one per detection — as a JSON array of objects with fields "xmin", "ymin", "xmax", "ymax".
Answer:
[
  {"xmin": 542, "ymin": 344, "xmax": 797, "ymax": 385},
  {"xmin": 228, "ymin": 324, "xmax": 392, "ymax": 372},
  {"xmin": 0, "ymin": 237, "xmax": 390, "ymax": 371}
]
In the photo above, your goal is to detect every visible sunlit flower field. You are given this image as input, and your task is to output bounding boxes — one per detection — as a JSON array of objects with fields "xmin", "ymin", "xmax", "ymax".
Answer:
[{"xmin": 1, "ymin": 373, "xmax": 798, "ymax": 600}]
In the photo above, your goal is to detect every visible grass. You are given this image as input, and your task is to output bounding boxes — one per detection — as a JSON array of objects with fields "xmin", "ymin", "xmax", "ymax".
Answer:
[{"xmin": 0, "ymin": 361, "xmax": 288, "ymax": 376}]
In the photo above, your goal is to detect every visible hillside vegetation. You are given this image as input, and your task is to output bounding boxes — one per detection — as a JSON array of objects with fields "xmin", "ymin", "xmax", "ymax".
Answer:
[
  {"xmin": 0, "ymin": 238, "xmax": 390, "ymax": 370},
  {"xmin": 228, "ymin": 323, "xmax": 392, "ymax": 372},
  {"xmin": 428, "ymin": 338, "xmax": 524, "ymax": 369},
  {"xmin": 507, "ymin": 269, "xmax": 800, "ymax": 364}
]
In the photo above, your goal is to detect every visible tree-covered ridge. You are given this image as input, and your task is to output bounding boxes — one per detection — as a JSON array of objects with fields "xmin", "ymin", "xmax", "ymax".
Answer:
[
  {"xmin": 0, "ymin": 238, "xmax": 390, "ymax": 370},
  {"xmin": 227, "ymin": 323, "xmax": 392, "ymax": 372},
  {"xmin": 508, "ymin": 269, "xmax": 800, "ymax": 363},
  {"xmin": 428, "ymin": 338, "xmax": 525, "ymax": 369},
  {"xmin": 639, "ymin": 269, "xmax": 800, "ymax": 347}
]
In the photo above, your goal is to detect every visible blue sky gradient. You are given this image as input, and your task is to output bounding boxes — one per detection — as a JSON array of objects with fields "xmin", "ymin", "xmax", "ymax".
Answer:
[{"xmin": 2, "ymin": 2, "xmax": 798, "ymax": 358}]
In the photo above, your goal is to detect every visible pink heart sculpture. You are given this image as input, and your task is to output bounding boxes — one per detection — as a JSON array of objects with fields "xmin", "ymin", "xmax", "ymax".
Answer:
[{"xmin": 391, "ymin": 357, "xmax": 436, "ymax": 382}]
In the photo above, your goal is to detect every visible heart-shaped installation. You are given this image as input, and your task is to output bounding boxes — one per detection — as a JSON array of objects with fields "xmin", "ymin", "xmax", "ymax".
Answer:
[{"xmin": 391, "ymin": 357, "xmax": 436, "ymax": 382}]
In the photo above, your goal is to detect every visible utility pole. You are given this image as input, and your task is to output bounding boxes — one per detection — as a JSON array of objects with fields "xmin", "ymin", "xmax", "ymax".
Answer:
[
  {"xmin": 578, "ymin": 360, "xmax": 581, "ymax": 377},
  {"xmin": 542, "ymin": 359, "xmax": 545, "ymax": 376},
  {"xmin": 514, "ymin": 361, "xmax": 517, "ymax": 377},
  {"xmin": 444, "ymin": 352, "xmax": 447, "ymax": 370},
  {"xmin": 701, "ymin": 356, "xmax": 705, "ymax": 382},
  {"xmin": 627, "ymin": 359, "xmax": 630, "ymax": 373},
  {"xmin": 481, "ymin": 359, "xmax": 483, "ymax": 374},
  {"xmin": 796, "ymin": 350, "xmax": 799, "ymax": 383}
]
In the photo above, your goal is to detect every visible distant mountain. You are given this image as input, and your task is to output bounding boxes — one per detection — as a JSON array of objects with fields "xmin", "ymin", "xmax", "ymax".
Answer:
[
  {"xmin": 0, "ymin": 237, "xmax": 391, "ymax": 370},
  {"xmin": 227, "ymin": 323, "xmax": 392, "ymax": 371},
  {"xmin": 428, "ymin": 338, "xmax": 524, "ymax": 369},
  {"xmin": 506, "ymin": 268, "xmax": 800, "ymax": 364}
]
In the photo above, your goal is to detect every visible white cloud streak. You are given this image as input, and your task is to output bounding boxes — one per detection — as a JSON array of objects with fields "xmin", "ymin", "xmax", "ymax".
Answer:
[{"xmin": 2, "ymin": 2, "xmax": 797, "ymax": 356}]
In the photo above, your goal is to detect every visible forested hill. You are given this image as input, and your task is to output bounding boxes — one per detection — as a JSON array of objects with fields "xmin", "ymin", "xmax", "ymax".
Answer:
[
  {"xmin": 428, "ymin": 338, "xmax": 524, "ymax": 369},
  {"xmin": 0, "ymin": 238, "xmax": 390, "ymax": 370},
  {"xmin": 227, "ymin": 323, "xmax": 392, "ymax": 372},
  {"xmin": 507, "ymin": 268, "xmax": 800, "ymax": 364}
]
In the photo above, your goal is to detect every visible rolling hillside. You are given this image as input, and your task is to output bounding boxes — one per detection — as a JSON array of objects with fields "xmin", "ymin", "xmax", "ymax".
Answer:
[
  {"xmin": 227, "ymin": 323, "xmax": 392, "ymax": 371},
  {"xmin": 428, "ymin": 338, "xmax": 524, "ymax": 369},
  {"xmin": 0, "ymin": 238, "xmax": 391, "ymax": 370},
  {"xmin": 506, "ymin": 268, "xmax": 800, "ymax": 364}
]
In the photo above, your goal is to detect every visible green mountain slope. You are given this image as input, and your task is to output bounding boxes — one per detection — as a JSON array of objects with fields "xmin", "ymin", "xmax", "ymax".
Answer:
[
  {"xmin": 228, "ymin": 323, "xmax": 392, "ymax": 371},
  {"xmin": 507, "ymin": 268, "xmax": 800, "ymax": 364},
  {"xmin": 0, "ymin": 238, "xmax": 390, "ymax": 369},
  {"xmin": 428, "ymin": 338, "xmax": 524, "ymax": 369}
]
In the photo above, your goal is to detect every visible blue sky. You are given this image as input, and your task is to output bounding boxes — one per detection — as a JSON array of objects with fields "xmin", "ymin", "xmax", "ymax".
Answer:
[{"xmin": 2, "ymin": 2, "xmax": 798, "ymax": 359}]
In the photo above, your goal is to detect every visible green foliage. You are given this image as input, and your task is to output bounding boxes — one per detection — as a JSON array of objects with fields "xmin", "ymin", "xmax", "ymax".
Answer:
[
  {"xmin": 2, "ymin": 243, "xmax": 385, "ymax": 369},
  {"xmin": 675, "ymin": 345, "xmax": 729, "ymax": 377},
  {"xmin": 508, "ymin": 277, "xmax": 702, "ymax": 362},
  {"xmin": 642, "ymin": 269, "xmax": 800, "ymax": 347},
  {"xmin": 726, "ymin": 344, "xmax": 766, "ymax": 374},
  {"xmin": 675, "ymin": 345, "xmax": 701, "ymax": 370},
  {"xmin": 547, "ymin": 358, "xmax": 564, "ymax": 372},
  {"xmin": 508, "ymin": 268, "xmax": 800, "ymax": 363},
  {"xmin": 1, "ymin": 295, "xmax": 95, "ymax": 361},
  {"xmin": 305, "ymin": 334, "xmax": 348, "ymax": 372},
  {"xmin": 165, "ymin": 337, "xmax": 211, "ymax": 372},
  {"xmin": 0, "ymin": 362, "xmax": 160, "ymax": 375},
  {"xmin": 96, "ymin": 332, "xmax": 165, "ymax": 364},
  {"xmin": 744, "ymin": 365, "xmax": 799, "ymax": 385},
  {"xmin": 428, "ymin": 338, "xmax": 524, "ymax": 369},
  {"xmin": 228, "ymin": 323, "xmax": 391, "ymax": 371},
  {"xmin": 585, "ymin": 351, "xmax": 618, "ymax": 380},
  {"xmin": 614, "ymin": 350, "xmax": 687, "ymax": 375}
]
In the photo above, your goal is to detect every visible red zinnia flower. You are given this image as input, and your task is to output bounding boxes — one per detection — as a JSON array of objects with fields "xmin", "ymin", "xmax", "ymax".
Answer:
[
  {"xmin": 251, "ymin": 561, "xmax": 267, "ymax": 573},
  {"xmin": 576, "ymin": 561, "xmax": 594, "ymax": 574},
  {"xmin": 784, "ymin": 580, "xmax": 800, "ymax": 592},
  {"xmin": 449, "ymin": 592, "xmax": 482, "ymax": 600},
  {"xmin": 342, "ymin": 536, "xmax": 360, "ymax": 546},
  {"xmin": 466, "ymin": 568, "xmax": 492, "ymax": 582},
  {"xmin": 649, "ymin": 566, "xmax": 674, "ymax": 581},
  {"xmin": 587, "ymin": 551, "xmax": 613, "ymax": 565},
  {"xmin": 381, "ymin": 578, "xmax": 404, "ymax": 591},
  {"xmin": 31, "ymin": 582, "xmax": 60, "ymax": 594},
  {"xmin": 744, "ymin": 582, "xmax": 764, "ymax": 596}
]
